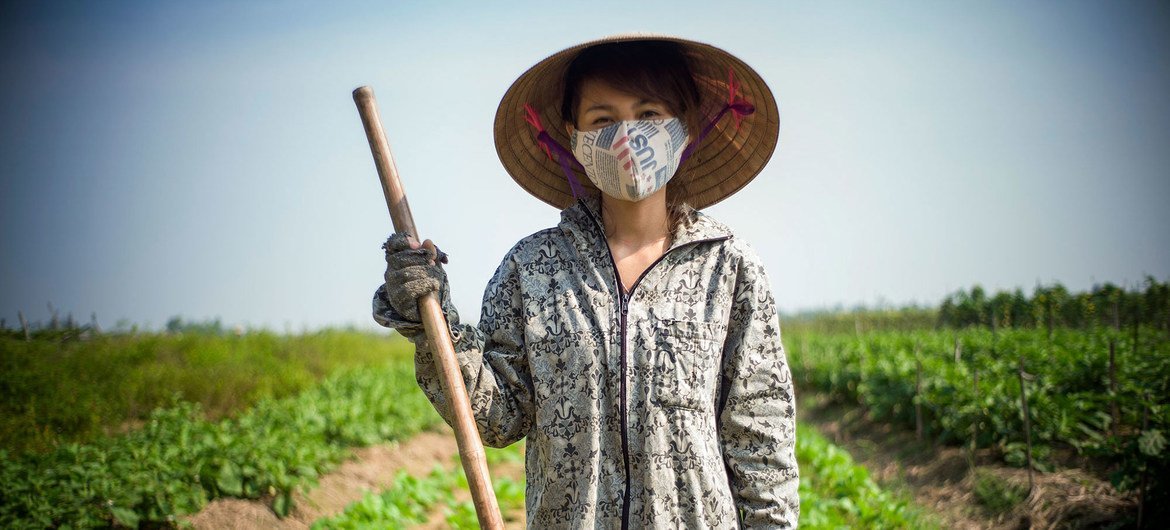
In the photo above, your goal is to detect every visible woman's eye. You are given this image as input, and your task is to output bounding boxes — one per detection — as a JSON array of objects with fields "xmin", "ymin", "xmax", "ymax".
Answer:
[
  {"xmin": 639, "ymin": 110, "xmax": 663, "ymax": 119},
  {"xmin": 591, "ymin": 117, "xmax": 613, "ymax": 126}
]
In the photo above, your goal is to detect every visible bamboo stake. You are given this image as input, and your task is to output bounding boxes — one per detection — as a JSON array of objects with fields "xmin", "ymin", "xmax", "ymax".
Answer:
[
  {"xmin": 915, "ymin": 342, "xmax": 924, "ymax": 442},
  {"xmin": 1138, "ymin": 391, "xmax": 1150, "ymax": 529},
  {"xmin": 1109, "ymin": 338, "xmax": 1119, "ymax": 437},
  {"xmin": 1111, "ymin": 298, "xmax": 1122, "ymax": 438},
  {"xmin": 18, "ymin": 310, "xmax": 30, "ymax": 341},
  {"xmin": 970, "ymin": 365, "xmax": 980, "ymax": 470},
  {"xmin": 1131, "ymin": 301, "xmax": 1140, "ymax": 360},
  {"xmin": 352, "ymin": 86, "xmax": 503, "ymax": 530},
  {"xmin": 1017, "ymin": 355, "xmax": 1034, "ymax": 495}
]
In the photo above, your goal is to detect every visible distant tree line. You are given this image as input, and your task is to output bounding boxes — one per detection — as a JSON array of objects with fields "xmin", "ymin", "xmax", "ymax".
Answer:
[
  {"xmin": 1, "ymin": 312, "xmax": 234, "ymax": 342},
  {"xmin": 164, "ymin": 316, "xmax": 227, "ymax": 335},
  {"xmin": 938, "ymin": 276, "xmax": 1170, "ymax": 331}
]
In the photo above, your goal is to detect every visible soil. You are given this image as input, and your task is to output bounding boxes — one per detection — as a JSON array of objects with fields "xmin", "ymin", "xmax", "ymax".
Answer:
[
  {"xmin": 799, "ymin": 392, "xmax": 1137, "ymax": 529},
  {"xmin": 185, "ymin": 424, "xmax": 527, "ymax": 529}
]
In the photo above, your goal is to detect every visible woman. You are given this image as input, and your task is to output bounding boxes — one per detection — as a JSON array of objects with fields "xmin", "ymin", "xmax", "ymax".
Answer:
[{"xmin": 374, "ymin": 35, "xmax": 798, "ymax": 529}]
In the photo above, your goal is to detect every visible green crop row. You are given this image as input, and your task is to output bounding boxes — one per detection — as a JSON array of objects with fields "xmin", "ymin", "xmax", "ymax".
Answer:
[
  {"xmin": 0, "ymin": 330, "xmax": 413, "ymax": 454},
  {"xmin": 312, "ymin": 442, "xmax": 526, "ymax": 529},
  {"xmin": 796, "ymin": 424, "xmax": 936, "ymax": 529},
  {"xmin": 0, "ymin": 360, "xmax": 442, "ymax": 528},
  {"xmin": 787, "ymin": 326, "xmax": 1169, "ymax": 519}
]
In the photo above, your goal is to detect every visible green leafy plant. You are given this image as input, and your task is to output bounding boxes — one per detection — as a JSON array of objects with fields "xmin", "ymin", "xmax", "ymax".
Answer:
[
  {"xmin": 316, "ymin": 442, "xmax": 526, "ymax": 529},
  {"xmin": 796, "ymin": 424, "xmax": 937, "ymax": 529},
  {"xmin": 786, "ymin": 324, "xmax": 1169, "ymax": 519},
  {"xmin": 0, "ymin": 359, "xmax": 442, "ymax": 527}
]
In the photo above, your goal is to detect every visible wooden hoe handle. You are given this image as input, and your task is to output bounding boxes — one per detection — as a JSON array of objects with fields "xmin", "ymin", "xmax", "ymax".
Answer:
[{"xmin": 353, "ymin": 86, "xmax": 504, "ymax": 530}]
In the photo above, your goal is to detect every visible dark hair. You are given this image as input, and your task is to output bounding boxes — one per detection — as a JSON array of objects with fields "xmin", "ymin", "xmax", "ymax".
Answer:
[
  {"xmin": 559, "ymin": 40, "xmax": 703, "ymax": 239},
  {"xmin": 560, "ymin": 41, "xmax": 703, "ymax": 136}
]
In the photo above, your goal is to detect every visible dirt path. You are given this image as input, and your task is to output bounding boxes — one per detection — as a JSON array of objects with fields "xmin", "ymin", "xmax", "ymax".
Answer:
[
  {"xmin": 799, "ymin": 393, "xmax": 1135, "ymax": 529},
  {"xmin": 185, "ymin": 425, "xmax": 526, "ymax": 529}
]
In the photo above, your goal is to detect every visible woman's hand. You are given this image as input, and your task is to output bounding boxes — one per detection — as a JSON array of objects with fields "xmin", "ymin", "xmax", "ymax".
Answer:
[{"xmin": 382, "ymin": 232, "xmax": 450, "ymax": 322}]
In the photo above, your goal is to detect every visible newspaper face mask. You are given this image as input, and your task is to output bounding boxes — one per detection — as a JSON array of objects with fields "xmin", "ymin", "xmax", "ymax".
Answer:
[{"xmin": 570, "ymin": 118, "xmax": 689, "ymax": 202}]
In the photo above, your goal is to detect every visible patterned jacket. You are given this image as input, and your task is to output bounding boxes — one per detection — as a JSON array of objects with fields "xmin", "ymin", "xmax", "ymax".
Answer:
[{"xmin": 373, "ymin": 194, "xmax": 799, "ymax": 528}]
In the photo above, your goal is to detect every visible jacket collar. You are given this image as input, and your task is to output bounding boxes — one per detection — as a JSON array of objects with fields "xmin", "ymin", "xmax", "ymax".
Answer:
[{"xmin": 559, "ymin": 193, "xmax": 734, "ymax": 252}]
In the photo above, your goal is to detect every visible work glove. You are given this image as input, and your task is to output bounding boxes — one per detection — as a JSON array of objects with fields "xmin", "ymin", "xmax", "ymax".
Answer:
[{"xmin": 374, "ymin": 232, "xmax": 460, "ymax": 331}]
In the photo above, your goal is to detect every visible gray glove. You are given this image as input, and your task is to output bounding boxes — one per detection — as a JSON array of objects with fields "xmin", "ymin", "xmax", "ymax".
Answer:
[{"xmin": 379, "ymin": 232, "xmax": 457, "ymax": 325}]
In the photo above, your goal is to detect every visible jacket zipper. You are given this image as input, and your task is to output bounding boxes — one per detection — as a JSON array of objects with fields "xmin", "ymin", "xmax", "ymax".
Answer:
[
  {"xmin": 582, "ymin": 205, "xmax": 730, "ymax": 529},
  {"xmin": 618, "ymin": 285, "xmax": 631, "ymax": 529}
]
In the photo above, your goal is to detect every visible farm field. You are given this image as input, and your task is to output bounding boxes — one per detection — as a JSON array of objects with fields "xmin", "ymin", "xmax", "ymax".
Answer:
[
  {"xmin": 0, "ymin": 331, "xmax": 440, "ymax": 527},
  {"xmin": 786, "ymin": 326, "xmax": 1169, "ymax": 482},
  {"xmin": 4, "ymin": 279, "xmax": 1165, "ymax": 528},
  {"xmin": 1, "ymin": 326, "xmax": 931, "ymax": 529},
  {"xmin": 0, "ymin": 326, "xmax": 410, "ymax": 453},
  {"xmin": 784, "ymin": 281, "xmax": 1170, "ymax": 528}
]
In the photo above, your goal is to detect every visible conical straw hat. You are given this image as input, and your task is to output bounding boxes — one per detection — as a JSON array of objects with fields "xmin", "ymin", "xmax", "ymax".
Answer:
[{"xmin": 494, "ymin": 34, "xmax": 779, "ymax": 210}]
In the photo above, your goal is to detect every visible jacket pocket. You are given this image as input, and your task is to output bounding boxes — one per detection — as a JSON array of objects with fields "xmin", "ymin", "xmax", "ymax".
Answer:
[{"xmin": 649, "ymin": 319, "xmax": 725, "ymax": 412}]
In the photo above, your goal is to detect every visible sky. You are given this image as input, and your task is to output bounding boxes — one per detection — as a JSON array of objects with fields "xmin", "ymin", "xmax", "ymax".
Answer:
[{"xmin": 1, "ymin": 1, "xmax": 1168, "ymax": 331}]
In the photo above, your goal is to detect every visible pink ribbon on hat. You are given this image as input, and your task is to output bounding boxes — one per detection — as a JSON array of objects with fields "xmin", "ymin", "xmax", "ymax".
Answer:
[
  {"xmin": 679, "ymin": 67, "xmax": 756, "ymax": 165},
  {"xmin": 523, "ymin": 103, "xmax": 586, "ymax": 201}
]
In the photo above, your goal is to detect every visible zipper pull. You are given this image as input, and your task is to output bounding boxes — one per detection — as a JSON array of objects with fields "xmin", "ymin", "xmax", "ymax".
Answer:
[{"xmin": 621, "ymin": 291, "xmax": 630, "ymax": 316}]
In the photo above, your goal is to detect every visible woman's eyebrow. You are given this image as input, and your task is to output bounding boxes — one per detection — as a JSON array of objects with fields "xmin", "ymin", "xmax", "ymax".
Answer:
[
  {"xmin": 582, "ymin": 103, "xmax": 614, "ymax": 113},
  {"xmin": 583, "ymin": 100, "xmax": 661, "ymax": 113}
]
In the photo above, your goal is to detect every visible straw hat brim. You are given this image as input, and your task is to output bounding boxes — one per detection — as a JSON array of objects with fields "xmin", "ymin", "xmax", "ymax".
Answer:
[{"xmin": 493, "ymin": 34, "xmax": 779, "ymax": 211}]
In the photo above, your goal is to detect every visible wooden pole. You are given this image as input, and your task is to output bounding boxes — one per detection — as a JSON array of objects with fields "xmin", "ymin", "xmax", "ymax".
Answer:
[
  {"xmin": 970, "ymin": 365, "xmax": 980, "ymax": 469},
  {"xmin": 1138, "ymin": 391, "xmax": 1150, "ymax": 529},
  {"xmin": 18, "ymin": 310, "xmax": 30, "ymax": 341},
  {"xmin": 1131, "ymin": 302, "xmax": 1140, "ymax": 360},
  {"xmin": 352, "ymin": 86, "xmax": 503, "ymax": 530},
  {"xmin": 915, "ymin": 342, "xmax": 924, "ymax": 441},
  {"xmin": 1111, "ymin": 298, "xmax": 1122, "ymax": 438},
  {"xmin": 1109, "ymin": 338, "xmax": 1119, "ymax": 437},
  {"xmin": 1017, "ymin": 355, "xmax": 1034, "ymax": 495}
]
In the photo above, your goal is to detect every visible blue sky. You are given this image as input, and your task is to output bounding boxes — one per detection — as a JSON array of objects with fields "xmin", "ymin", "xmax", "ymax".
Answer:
[{"xmin": 2, "ymin": 1, "xmax": 1168, "ymax": 331}]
